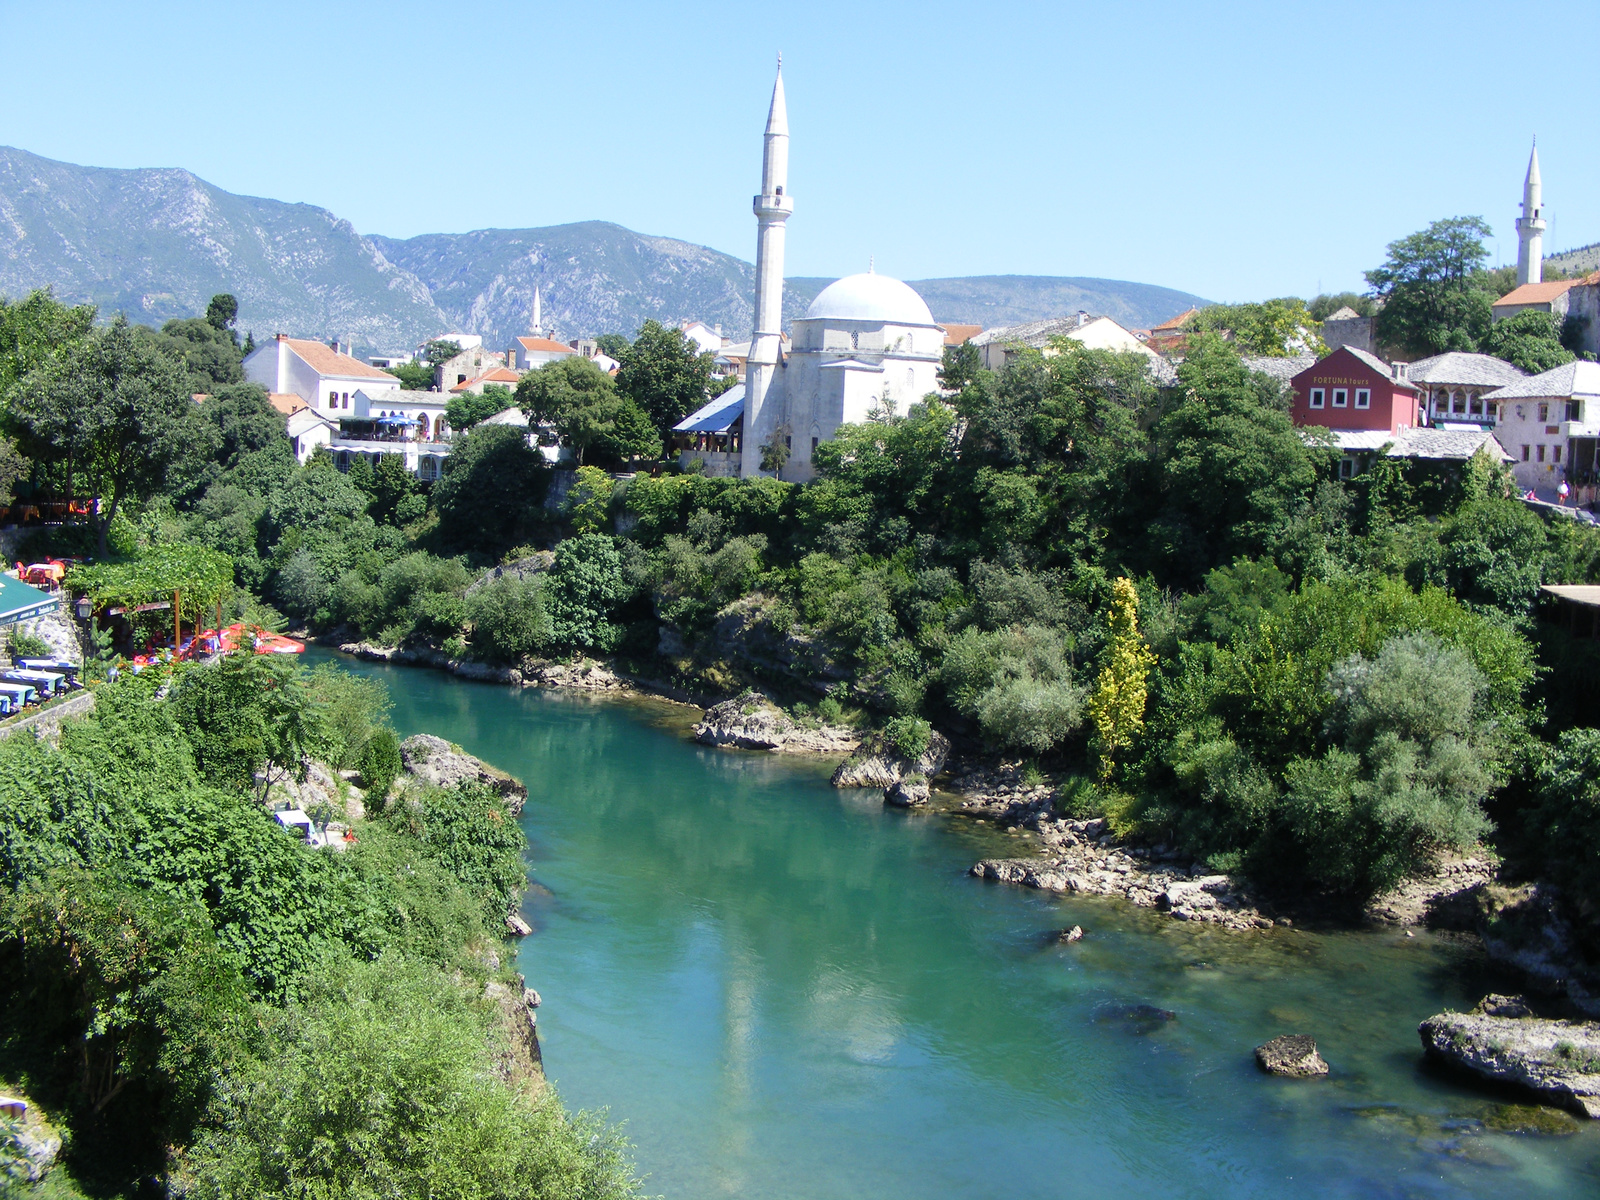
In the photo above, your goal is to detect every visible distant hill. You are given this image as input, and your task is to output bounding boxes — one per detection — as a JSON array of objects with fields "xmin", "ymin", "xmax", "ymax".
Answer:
[
  {"xmin": 0, "ymin": 144, "xmax": 1210, "ymax": 356},
  {"xmin": 1546, "ymin": 243, "xmax": 1600, "ymax": 276}
]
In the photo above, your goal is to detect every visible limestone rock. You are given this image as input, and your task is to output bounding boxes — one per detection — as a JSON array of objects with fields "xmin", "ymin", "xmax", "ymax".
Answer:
[
  {"xmin": 484, "ymin": 979, "xmax": 544, "ymax": 1088},
  {"xmin": 1476, "ymin": 993, "xmax": 1533, "ymax": 1018},
  {"xmin": 694, "ymin": 690, "xmax": 860, "ymax": 754},
  {"xmin": 506, "ymin": 911, "xmax": 533, "ymax": 937},
  {"xmin": 400, "ymin": 734, "xmax": 529, "ymax": 816},
  {"xmin": 1057, "ymin": 925, "xmax": 1084, "ymax": 944},
  {"xmin": 884, "ymin": 776, "xmax": 931, "ymax": 807},
  {"xmin": 1419, "ymin": 1011, "xmax": 1600, "ymax": 1117},
  {"xmin": 519, "ymin": 658, "xmax": 626, "ymax": 692},
  {"xmin": 832, "ymin": 730, "xmax": 949, "ymax": 788},
  {"xmin": 0, "ymin": 1093, "xmax": 61, "ymax": 1182},
  {"xmin": 1255, "ymin": 1035, "xmax": 1329, "ymax": 1078}
]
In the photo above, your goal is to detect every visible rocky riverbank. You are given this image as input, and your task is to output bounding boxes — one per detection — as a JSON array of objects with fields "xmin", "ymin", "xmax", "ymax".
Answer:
[
  {"xmin": 693, "ymin": 690, "xmax": 859, "ymax": 754},
  {"xmin": 399, "ymin": 733, "xmax": 529, "ymax": 815}
]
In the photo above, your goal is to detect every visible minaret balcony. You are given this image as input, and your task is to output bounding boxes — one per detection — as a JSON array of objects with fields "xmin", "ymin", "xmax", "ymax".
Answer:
[{"xmin": 753, "ymin": 194, "xmax": 794, "ymax": 219}]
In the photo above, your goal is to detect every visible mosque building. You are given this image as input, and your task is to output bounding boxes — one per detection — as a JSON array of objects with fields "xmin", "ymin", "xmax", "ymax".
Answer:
[{"xmin": 675, "ymin": 60, "xmax": 945, "ymax": 481}]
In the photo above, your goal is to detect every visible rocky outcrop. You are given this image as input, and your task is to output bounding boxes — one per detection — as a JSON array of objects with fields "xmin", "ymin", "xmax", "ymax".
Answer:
[
  {"xmin": 1470, "ymin": 882, "xmax": 1600, "ymax": 1017},
  {"xmin": 884, "ymin": 776, "xmax": 930, "ymax": 807},
  {"xmin": 694, "ymin": 691, "xmax": 859, "ymax": 755},
  {"xmin": 1419, "ymin": 1010, "xmax": 1600, "ymax": 1117},
  {"xmin": 1256, "ymin": 1035, "xmax": 1329, "ymax": 1077},
  {"xmin": 400, "ymin": 734, "xmax": 529, "ymax": 816},
  {"xmin": 1363, "ymin": 855, "xmax": 1499, "ymax": 928},
  {"xmin": 704, "ymin": 594, "xmax": 849, "ymax": 687},
  {"xmin": 0, "ymin": 1093, "xmax": 61, "ymax": 1182},
  {"xmin": 519, "ymin": 658, "xmax": 627, "ymax": 692},
  {"xmin": 484, "ymin": 978, "xmax": 543, "ymax": 1090},
  {"xmin": 831, "ymin": 731, "xmax": 949, "ymax": 788},
  {"xmin": 971, "ymin": 818, "xmax": 1276, "ymax": 931}
]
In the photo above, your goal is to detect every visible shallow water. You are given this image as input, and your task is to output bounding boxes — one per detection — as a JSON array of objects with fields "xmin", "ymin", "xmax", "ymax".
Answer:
[{"xmin": 314, "ymin": 650, "xmax": 1600, "ymax": 1198}]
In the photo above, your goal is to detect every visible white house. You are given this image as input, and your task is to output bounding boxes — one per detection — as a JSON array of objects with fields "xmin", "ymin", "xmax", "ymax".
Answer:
[
  {"xmin": 326, "ymin": 389, "xmax": 453, "ymax": 480},
  {"xmin": 286, "ymin": 407, "xmax": 336, "ymax": 464},
  {"xmin": 680, "ymin": 320, "xmax": 728, "ymax": 356},
  {"xmin": 1487, "ymin": 361, "xmax": 1600, "ymax": 497},
  {"xmin": 970, "ymin": 313, "xmax": 1175, "ymax": 379},
  {"xmin": 507, "ymin": 337, "xmax": 576, "ymax": 372},
  {"xmin": 244, "ymin": 335, "xmax": 401, "ymax": 416}
]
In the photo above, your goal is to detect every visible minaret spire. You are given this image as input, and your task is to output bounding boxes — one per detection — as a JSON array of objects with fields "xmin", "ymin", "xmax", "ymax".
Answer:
[
  {"xmin": 743, "ymin": 55, "xmax": 794, "ymax": 478},
  {"xmin": 531, "ymin": 286, "xmax": 543, "ymax": 336},
  {"xmin": 1516, "ymin": 139, "xmax": 1545, "ymax": 286}
]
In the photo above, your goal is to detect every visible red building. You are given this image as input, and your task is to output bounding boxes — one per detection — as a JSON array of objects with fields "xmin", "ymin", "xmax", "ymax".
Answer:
[{"xmin": 1290, "ymin": 346, "xmax": 1420, "ymax": 435}]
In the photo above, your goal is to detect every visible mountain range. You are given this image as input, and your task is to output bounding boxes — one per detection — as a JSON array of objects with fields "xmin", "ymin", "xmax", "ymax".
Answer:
[{"xmin": 0, "ymin": 145, "xmax": 1210, "ymax": 356}]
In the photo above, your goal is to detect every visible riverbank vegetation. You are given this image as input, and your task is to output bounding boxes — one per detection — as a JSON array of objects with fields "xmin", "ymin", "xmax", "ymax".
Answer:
[{"xmin": 0, "ymin": 654, "xmax": 639, "ymax": 1197}]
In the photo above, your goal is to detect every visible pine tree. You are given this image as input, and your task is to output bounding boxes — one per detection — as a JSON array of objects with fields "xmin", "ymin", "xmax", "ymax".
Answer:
[{"xmin": 1087, "ymin": 577, "xmax": 1156, "ymax": 780}]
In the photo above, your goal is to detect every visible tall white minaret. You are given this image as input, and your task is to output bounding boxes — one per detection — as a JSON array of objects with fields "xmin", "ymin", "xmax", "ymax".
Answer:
[
  {"xmin": 742, "ymin": 56, "xmax": 793, "ymax": 478},
  {"xmin": 531, "ymin": 286, "xmax": 544, "ymax": 337},
  {"xmin": 1516, "ymin": 140, "xmax": 1545, "ymax": 286}
]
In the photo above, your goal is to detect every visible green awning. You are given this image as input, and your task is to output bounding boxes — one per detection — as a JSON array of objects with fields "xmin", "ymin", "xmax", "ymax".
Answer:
[{"xmin": 0, "ymin": 574, "xmax": 59, "ymax": 626}]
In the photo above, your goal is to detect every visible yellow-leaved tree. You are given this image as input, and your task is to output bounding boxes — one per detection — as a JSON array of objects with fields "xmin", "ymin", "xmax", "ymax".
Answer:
[{"xmin": 1087, "ymin": 577, "xmax": 1156, "ymax": 780}]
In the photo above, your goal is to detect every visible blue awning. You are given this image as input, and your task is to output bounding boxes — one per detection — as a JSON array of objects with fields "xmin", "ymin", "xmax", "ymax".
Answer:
[
  {"xmin": 0, "ymin": 574, "xmax": 59, "ymax": 626},
  {"xmin": 674, "ymin": 386, "xmax": 745, "ymax": 434}
]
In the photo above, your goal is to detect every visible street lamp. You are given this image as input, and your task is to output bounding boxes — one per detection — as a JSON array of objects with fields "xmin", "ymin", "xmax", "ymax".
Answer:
[{"xmin": 75, "ymin": 596, "xmax": 91, "ymax": 621}]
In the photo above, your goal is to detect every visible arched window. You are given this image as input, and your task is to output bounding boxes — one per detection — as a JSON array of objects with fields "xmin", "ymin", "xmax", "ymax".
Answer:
[{"xmin": 850, "ymin": 330, "xmax": 859, "ymax": 350}]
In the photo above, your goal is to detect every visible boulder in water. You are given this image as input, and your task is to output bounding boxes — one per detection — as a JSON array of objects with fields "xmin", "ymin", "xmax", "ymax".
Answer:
[
  {"xmin": 884, "ymin": 776, "xmax": 930, "ymax": 807},
  {"xmin": 1419, "ymin": 1011, "xmax": 1600, "ymax": 1117},
  {"xmin": 832, "ymin": 729, "xmax": 949, "ymax": 788},
  {"xmin": 1255, "ymin": 1034, "xmax": 1330, "ymax": 1077}
]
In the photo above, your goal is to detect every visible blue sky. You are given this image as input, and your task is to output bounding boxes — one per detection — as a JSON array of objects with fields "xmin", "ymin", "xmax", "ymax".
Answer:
[{"xmin": 1, "ymin": 0, "xmax": 1595, "ymax": 303}]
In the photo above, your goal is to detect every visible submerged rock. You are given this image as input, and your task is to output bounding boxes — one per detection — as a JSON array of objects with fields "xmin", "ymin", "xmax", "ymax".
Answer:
[
  {"xmin": 1419, "ymin": 1011, "xmax": 1600, "ymax": 1117},
  {"xmin": 400, "ymin": 734, "xmax": 529, "ymax": 815},
  {"xmin": 1056, "ymin": 925, "xmax": 1084, "ymax": 944},
  {"xmin": 505, "ymin": 911, "xmax": 533, "ymax": 937},
  {"xmin": 1256, "ymin": 1034, "xmax": 1330, "ymax": 1077},
  {"xmin": 1096, "ymin": 1003, "xmax": 1176, "ymax": 1035}
]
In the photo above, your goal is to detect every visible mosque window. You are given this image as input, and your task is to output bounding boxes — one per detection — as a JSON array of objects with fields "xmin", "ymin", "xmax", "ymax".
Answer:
[
  {"xmin": 851, "ymin": 331, "xmax": 859, "ymax": 350},
  {"xmin": 775, "ymin": 186, "xmax": 783, "ymax": 196}
]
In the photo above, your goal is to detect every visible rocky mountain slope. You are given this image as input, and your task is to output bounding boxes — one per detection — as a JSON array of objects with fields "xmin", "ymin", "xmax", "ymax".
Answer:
[{"xmin": 0, "ymin": 145, "xmax": 1209, "ymax": 355}]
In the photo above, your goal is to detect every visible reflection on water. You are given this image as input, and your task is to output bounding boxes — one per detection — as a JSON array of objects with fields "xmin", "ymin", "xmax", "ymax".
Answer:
[{"xmin": 310, "ymin": 650, "xmax": 1600, "ymax": 1199}]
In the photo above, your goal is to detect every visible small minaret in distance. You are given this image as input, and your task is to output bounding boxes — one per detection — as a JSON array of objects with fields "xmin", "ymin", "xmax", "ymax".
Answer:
[
  {"xmin": 1516, "ymin": 140, "xmax": 1545, "ymax": 286},
  {"xmin": 742, "ymin": 55, "xmax": 793, "ymax": 478},
  {"xmin": 531, "ymin": 286, "xmax": 544, "ymax": 337}
]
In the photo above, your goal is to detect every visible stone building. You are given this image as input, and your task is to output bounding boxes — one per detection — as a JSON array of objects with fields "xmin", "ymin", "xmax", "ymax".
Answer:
[
  {"xmin": 1405, "ymin": 352, "xmax": 1526, "ymax": 427},
  {"xmin": 1320, "ymin": 306, "xmax": 1375, "ymax": 355},
  {"xmin": 1486, "ymin": 361, "xmax": 1600, "ymax": 497}
]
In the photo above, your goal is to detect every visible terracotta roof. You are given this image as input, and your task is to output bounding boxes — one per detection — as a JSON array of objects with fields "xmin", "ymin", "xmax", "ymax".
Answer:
[
  {"xmin": 281, "ymin": 338, "xmax": 398, "ymax": 381},
  {"xmin": 1151, "ymin": 307, "xmax": 1199, "ymax": 332},
  {"xmin": 268, "ymin": 392, "xmax": 307, "ymax": 415},
  {"xmin": 1493, "ymin": 280, "xmax": 1579, "ymax": 309},
  {"xmin": 449, "ymin": 367, "xmax": 524, "ymax": 393},
  {"xmin": 515, "ymin": 336, "xmax": 576, "ymax": 354},
  {"xmin": 941, "ymin": 323, "xmax": 982, "ymax": 345}
]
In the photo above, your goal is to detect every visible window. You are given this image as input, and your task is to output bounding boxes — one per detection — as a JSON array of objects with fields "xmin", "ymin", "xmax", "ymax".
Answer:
[
  {"xmin": 1569, "ymin": 400, "xmax": 1581, "ymax": 421},
  {"xmin": 1332, "ymin": 388, "xmax": 1348, "ymax": 408},
  {"xmin": 1338, "ymin": 457, "xmax": 1356, "ymax": 479},
  {"xmin": 1309, "ymin": 387, "xmax": 1325, "ymax": 409},
  {"xmin": 458, "ymin": 374, "xmax": 467, "ymax": 385},
  {"xmin": 1538, "ymin": 444, "xmax": 1546, "ymax": 463},
  {"xmin": 785, "ymin": 435, "xmax": 792, "ymax": 450},
  {"xmin": 811, "ymin": 436, "xmax": 818, "ymax": 452},
  {"xmin": 1539, "ymin": 402, "xmax": 1549, "ymax": 422},
  {"xmin": 1555, "ymin": 445, "xmax": 1563, "ymax": 463},
  {"xmin": 327, "ymin": 390, "xmax": 337, "ymax": 408},
  {"xmin": 342, "ymin": 392, "xmax": 350, "ymax": 409},
  {"xmin": 1355, "ymin": 388, "xmax": 1371, "ymax": 410},
  {"xmin": 850, "ymin": 331, "xmax": 860, "ymax": 350},
  {"xmin": 1522, "ymin": 445, "xmax": 1530, "ymax": 461}
]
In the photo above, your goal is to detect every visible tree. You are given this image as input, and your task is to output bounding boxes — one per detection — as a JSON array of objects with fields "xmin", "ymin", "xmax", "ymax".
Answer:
[
  {"xmin": 1309, "ymin": 292, "xmax": 1377, "ymax": 321},
  {"xmin": 516, "ymin": 356, "xmax": 647, "ymax": 464},
  {"xmin": 205, "ymin": 293, "xmax": 240, "ymax": 336},
  {"xmin": 468, "ymin": 574, "xmax": 551, "ymax": 663},
  {"xmin": 593, "ymin": 332, "xmax": 631, "ymax": 362},
  {"xmin": 613, "ymin": 320, "xmax": 714, "ymax": 436},
  {"xmin": 423, "ymin": 339, "xmax": 462, "ymax": 367},
  {"xmin": 168, "ymin": 652, "xmax": 330, "ymax": 799},
  {"xmin": 368, "ymin": 454, "xmax": 421, "ymax": 527},
  {"xmin": 938, "ymin": 342, "xmax": 982, "ymax": 392},
  {"xmin": 564, "ymin": 465, "xmax": 614, "ymax": 534},
  {"xmin": 12, "ymin": 316, "xmax": 217, "ymax": 557},
  {"xmin": 1188, "ymin": 298, "xmax": 1326, "ymax": 357},
  {"xmin": 1087, "ymin": 577, "xmax": 1155, "ymax": 778},
  {"xmin": 445, "ymin": 384, "xmax": 514, "ymax": 433},
  {"xmin": 544, "ymin": 534, "xmax": 633, "ymax": 652},
  {"xmin": 385, "ymin": 360, "xmax": 434, "ymax": 391},
  {"xmin": 1481, "ymin": 310, "xmax": 1576, "ymax": 375},
  {"xmin": 432, "ymin": 424, "xmax": 549, "ymax": 556},
  {"xmin": 0, "ymin": 288, "xmax": 96, "ymax": 396},
  {"xmin": 1365, "ymin": 216, "xmax": 1496, "ymax": 356}
]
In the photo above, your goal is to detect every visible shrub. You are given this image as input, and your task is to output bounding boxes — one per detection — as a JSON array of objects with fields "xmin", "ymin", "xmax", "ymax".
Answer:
[
  {"xmin": 545, "ymin": 534, "xmax": 633, "ymax": 653},
  {"xmin": 1530, "ymin": 727, "xmax": 1600, "ymax": 913},
  {"xmin": 468, "ymin": 574, "xmax": 551, "ymax": 663},
  {"xmin": 6, "ymin": 628, "xmax": 50, "ymax": 660},
  {"xmin": 359, "ymin": 729, "xmax": 402, "ymax": 806},
  {"xmin": 882, "ymin": 715, "xmax": 932, "ymax": 760}
]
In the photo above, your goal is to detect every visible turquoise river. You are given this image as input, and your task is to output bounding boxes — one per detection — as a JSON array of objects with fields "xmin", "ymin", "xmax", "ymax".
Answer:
[{"xmin": 314, "ymin": 649, "xmax": 1600, "ymax": 1198}]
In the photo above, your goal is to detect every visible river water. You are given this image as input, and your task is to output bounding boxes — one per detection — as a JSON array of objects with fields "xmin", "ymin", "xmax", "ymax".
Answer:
[{"xmin": 313, "ymin": 651, "xmax": 1600, "ymax": 1198}]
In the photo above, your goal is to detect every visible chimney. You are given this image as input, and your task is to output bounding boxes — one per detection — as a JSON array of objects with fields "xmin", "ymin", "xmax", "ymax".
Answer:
[{"xmin": 1393, "ymin": 362, "xmax": 1408, "ymax": 380}]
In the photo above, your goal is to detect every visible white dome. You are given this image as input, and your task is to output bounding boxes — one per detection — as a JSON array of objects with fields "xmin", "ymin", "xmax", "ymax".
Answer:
[{"xmin": 803, "ymin": 272, "xmax": 935, "ymax": 325}]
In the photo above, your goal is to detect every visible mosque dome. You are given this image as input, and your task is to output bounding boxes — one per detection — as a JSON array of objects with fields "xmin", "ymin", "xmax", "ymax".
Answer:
[{"xmin": 803, "ymin": 272, "xmax": 936, "ymax": 326}]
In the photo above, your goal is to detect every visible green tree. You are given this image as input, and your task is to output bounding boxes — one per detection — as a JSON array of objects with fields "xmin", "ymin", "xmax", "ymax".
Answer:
[
  {"xmin": 149, "ymin": 314, "xmax": 244, "ymax": 392},
  {"xmin": 0, "ymin": 287, "xmax": 95, "ymax": 396},
  {"xmin": 368, "ymin": 453, "xmax": 421, "ymax": 527},
  {"xmin": 517, "ymin": 355, "xmax": 653, "ymax": 464},
  {"xmin": 1309, "ymin": 292, "xmax": 1377, "ymax": 321},
  {"xmin": 384, "ymin": 359, "xmax": 433, "ymax": 390},
  {"xmin": 423, "ymin": 339, "xmax": 462, "ymax": 367},
  {"xmin": 613, "ymin": 320, "xmax": 714, "ymax": 436},
  {"xmin": 1188, "ymin": 298, "xmax": 1327, "ymax": 356},
  {"xmin": 432, "ymin": 424, "xmax": 549, "ymax": 557},
  {"xmin": 205, "ymin": 293, "xmax": 239, "ymax": 335},
  {"xmin": 468, "ymin": 573, "xmax": 551, "ymax": 663},
  {"xmin": 168, "ymin": 653, "xmax": 330, "ymax": 799},
  {"xmin": 1365, "ymin": 216, "xmax": 1496, "ymax": 356},
  {"xmin": 12, "ymin": 316, "xmax": 218, "ymax": 557},
  {"xmin": 446, "ymin": 384, "xmax": 514, "ymax": 432},
  {"xmin": 937, "ymin": 342, "xmax": 982, "ymax": 392},
  {"xmin": 593, "ymin": 332, "xmax": 631, "ymax": 362},
  {"xmin": 544, "ymin": 534, "xmax": 632, "ymax": 652},
  {"xmin": 1481, "ymin": 309, "xmax": 1576, "ymax": 374}
]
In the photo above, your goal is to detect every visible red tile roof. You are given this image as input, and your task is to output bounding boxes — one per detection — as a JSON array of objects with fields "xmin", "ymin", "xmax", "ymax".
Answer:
[
  {"xmin": 268, "ymin": 392, "xmax": 307, "ymax": 415},
  {"xmin": 1151, "ymin": 307, "xmax": 1199, "ymax": 332},
  {"xmin": 941, "ymin": 323, "xmax": 983, "ymax": 345},
  {"xmin": 1493, "ymin": 280, "xmax": 1578, "ymax": 308},
  {"xmin": 515, "ymin": 336, "xmax": 576, "ymax": 354},
  {"xmin": 449, "ymin": 367, "xmax": 524, "ymax": 393},
  {"xmin": 281, "ymin": 337, "xmax": 399, "ymax": 381}
]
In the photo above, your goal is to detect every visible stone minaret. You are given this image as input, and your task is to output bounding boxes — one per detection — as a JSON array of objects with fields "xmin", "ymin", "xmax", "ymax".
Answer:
[
  {"xmin": 742, "ymin": 57, "xmax": 792, "ymax": 478},
  {"xmin": 1516, "ymin": 141, "xmax": 1545, "ymax": 286},
  {"xmin": 531, "ymin": 286, "xmax": 544, "ymax": 337}
]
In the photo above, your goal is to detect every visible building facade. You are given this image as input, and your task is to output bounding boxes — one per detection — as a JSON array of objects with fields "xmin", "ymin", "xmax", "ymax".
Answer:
[
  {"xmin": 1486, "ymin": 361, "xmax": 1600, "ymax": 497},
  {"xmin": 243, "ymin": 335, "xmax": 400, "ymax": 415},
  {"xmin": 1405, "ymin": 352, "xmax": 1526, "ymax": 427},
  {"xmin": 1290, "ymin": 347, "xmax": 1420, "ymax": 437}
]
